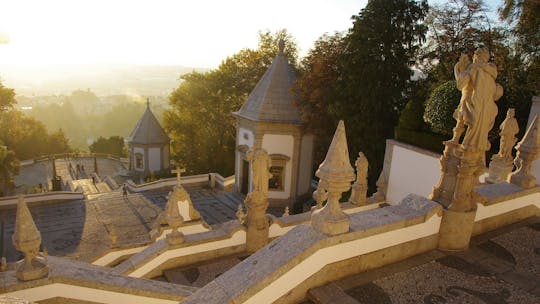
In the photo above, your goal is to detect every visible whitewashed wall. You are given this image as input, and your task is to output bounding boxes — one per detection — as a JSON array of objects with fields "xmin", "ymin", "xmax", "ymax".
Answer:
[
  {"xmin": 148, "ymin": 147, "xmax": 161, "ymax": 172},
  {"xmin": 386, "ymin": 142, "xmax": 441, "ymax": 204},
  {"xmin": 262, "ymin": 134, "xmax": 294, "ymax": 199}
]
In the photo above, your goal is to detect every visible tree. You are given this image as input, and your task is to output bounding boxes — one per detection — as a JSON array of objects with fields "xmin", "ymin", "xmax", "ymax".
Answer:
[
  {"xmin": 423, "ymin": 81, "xmax": 461, "ymax": 136},
  {"xmin": 420, "ymin": 0, "xmax": 492, "ymax": 84},
  {"xmin": 294, "ymin": 32, "xmax": 347, "ymax": 166},
  {"xmin": 0, "ymin": 140, "xmax": 19, "ymax": 195},
  {"xmin": 89, "ymin": 136, "xmax": 126, "ymax": 157},
  {"xmin": 165, "ymin": 30, "xmax": 298, "ymax": 175},
  {"xmin": 0, "ymin": 82, "xmax": 15, "ymax": 112},
  {"xmin": 337, "ymin": 0, "xmax": 428, "ymax": 191}
]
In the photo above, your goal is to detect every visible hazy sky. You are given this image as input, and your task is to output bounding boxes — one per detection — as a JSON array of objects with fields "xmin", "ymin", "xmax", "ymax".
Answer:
[{"xmin": 0, "ymin": 0, "xmax": 368, "ymax": 68}]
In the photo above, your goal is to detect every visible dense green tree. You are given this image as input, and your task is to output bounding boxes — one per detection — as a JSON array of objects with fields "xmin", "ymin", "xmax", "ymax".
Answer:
[
  {"xmin": 338, "ymin": 0, "xmax": 428, "ymax": 190},
  {"xmin": 89, "ymin": 136, "xmax": 126, "ymax": 157},
  {"xmin": 423, "ymin": 81, "xmax": 461, "ymax": 136},
  {"xmin": 165, "ymin": 30, "xmax": 298, "ymax": 175},
  {"xmin": 293, "ymin": 32, "xmax": 346, "ymax": 166}
]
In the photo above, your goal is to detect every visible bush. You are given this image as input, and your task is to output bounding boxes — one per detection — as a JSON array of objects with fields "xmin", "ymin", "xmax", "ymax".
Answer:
[
  {"xmin": 394, "ymin": 128, "xmax": 446, "ymax": 154},
  {"xmin": 423, "ymin": 81, "xmax": 461, "ymax": 136},
  {"xmin": 398, "ymin": 100, "xmax": 426, "ymax": 131}
]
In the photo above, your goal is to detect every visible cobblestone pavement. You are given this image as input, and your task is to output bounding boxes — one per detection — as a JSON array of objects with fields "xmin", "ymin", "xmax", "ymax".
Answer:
[
  {"xmin": 0, "ymin": 186, "xmax": 243, "ymax": 262},
  {"xmin": 309, "ymin": 217, "xmax": 540, "ymax": 304}
]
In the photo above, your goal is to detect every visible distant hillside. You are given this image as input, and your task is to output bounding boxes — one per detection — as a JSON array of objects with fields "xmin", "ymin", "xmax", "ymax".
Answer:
[{"xmin": 0, "ymin": 64, "xmax": 208, "ymax": 96}]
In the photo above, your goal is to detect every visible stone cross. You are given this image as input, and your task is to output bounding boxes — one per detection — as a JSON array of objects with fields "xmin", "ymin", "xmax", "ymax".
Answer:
[{"xmin": 172, "ymin": 167, "xmax": 186, "ymax": 187}]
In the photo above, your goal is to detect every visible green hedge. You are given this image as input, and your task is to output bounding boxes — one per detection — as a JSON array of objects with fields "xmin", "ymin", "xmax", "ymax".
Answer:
[{"xmin": 394, "ymin": 127, "xmax": 447, "ymax": 154}]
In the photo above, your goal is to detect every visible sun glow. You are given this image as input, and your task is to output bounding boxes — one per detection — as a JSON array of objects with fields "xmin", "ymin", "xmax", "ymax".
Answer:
[{"xmin": 0, "ymin": 0, "xmax": 366, "ymax": 68}]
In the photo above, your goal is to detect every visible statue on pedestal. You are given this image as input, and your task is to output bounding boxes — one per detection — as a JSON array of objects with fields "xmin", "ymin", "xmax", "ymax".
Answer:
[{"xmin": 487, "ymin": 108, "xmax": 519, "ymax": 183}]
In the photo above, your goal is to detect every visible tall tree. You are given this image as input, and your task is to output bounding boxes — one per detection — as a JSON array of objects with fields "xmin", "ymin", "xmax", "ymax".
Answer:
[
  {"xmin": 89, "ymin": 136, "xmax": 126, "ymax": 157},
  {"xmin": 165, "ymin": 30, "xmax": 298, "ymax": 175},
  {"xmin": 0, "ymin": 82, "xmax": 15, "ymax": 112},
  {"xmin": 337, "ymin": 0, "xmax": 428, "ymax": 190}
]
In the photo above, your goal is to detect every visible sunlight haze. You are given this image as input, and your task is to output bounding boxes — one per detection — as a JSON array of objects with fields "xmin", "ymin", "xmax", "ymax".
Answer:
[{"xmin": 0, "ymin": 0, "xmax": 368, "ymax": 68}]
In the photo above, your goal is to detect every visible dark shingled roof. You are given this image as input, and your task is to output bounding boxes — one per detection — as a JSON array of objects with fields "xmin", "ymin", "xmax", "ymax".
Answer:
[
  {"xmin": 233, "ymin": 42, "xmax": 302, "ymax": 124},
  {"xmin": 127, "ymin": 103, "xmax": 169, "ymax": 145}
]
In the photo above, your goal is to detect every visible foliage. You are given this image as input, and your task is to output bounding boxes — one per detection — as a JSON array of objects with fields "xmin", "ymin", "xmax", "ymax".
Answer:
[
  {"xmin": 165, "ymin": 30, "xmax": 298, "ymax": 176},
  {"xmin": 0, "ymin": 140, "xmax": 19, "ymax": 195},
  {"xmin": 394, "ymin": 128, "xmax": 446, "ymax": 153},
  {"xmin": 0, "ymin": 82, "xmax": 16, "ymax": 112},
  {"xmin": 89, "ymin": 136, "xmax": 126, "ymax": 157},
  {"xmin": 293, "ymin": 32, "xmax": 346, "ymax": 165},
  {"xmin": 295, "ymin": 0, "xmax": 429, "ymax": 192},
  {"xmin": 423, "ymin": 81, "xmax": 461, "ymax": 136},
  {"xmin": 398, "ymin": 99, "xmax": 427, "ymax": 131}
]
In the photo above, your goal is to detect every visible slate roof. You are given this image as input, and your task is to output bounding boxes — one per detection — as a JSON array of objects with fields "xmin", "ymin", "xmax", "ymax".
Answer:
[
  {"xmin": 233, "ymin": 40, "xmax": 302, "ymax": 124},
  {"xmin": 127, "ymin": 102, "xmax": 169, "ymax": 145}
]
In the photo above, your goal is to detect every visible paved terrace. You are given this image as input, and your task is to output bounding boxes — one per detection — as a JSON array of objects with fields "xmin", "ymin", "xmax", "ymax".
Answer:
[
  {"xmin": 0, "ymin": 186, "xmax": 243, "ymax": 262},
  {"xmin": 307, "ymin": 217, "xmax": 540, "ymax": 304}
]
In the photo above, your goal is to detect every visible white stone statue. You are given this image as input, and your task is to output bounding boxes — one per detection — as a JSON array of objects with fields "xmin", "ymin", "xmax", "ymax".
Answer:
[
  {"xmin": 498, "ymin": 108, "xmax": 519, "ymax": 159},
  {"xmin": 453, "ymin": 48, "xmax": 503, "ymax": 151},
  {"xmin": 246, "ymin": 148, "xmax": 272, "ymax": 194}
]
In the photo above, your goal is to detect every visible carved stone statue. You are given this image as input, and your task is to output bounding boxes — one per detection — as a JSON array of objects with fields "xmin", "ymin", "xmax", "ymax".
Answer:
[
  {"xmin": 350, "ymin": 152, "xmax": 368, "ymax": 205},
  {"xmin": 245, "ymin": 147, "xmax": 272, "ymax": 253},
  {"xmin": 486, "ymin": 108, "xmax": 520, "ymax": 183},
  {"xmin": 498, "ymin": 108, "xmax": 519, "ymax": 159},
  {"xmin": 509, "ymin": 115, "xmax": 540, "ymax": 188},
  {"xmin": 246, "ymin": 148, "xmax": 272, "ymax": 194},
  {"xmin": 453, "ymin": 48, "xmax": 503, "ymax": 151}
]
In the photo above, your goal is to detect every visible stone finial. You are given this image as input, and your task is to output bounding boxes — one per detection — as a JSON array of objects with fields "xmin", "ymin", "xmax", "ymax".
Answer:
[
  {"xmin": 12, "ymin": 195, "xmax": 48, "ymax": 281},
  {"xmin": 371, "ymin": 172, "xmax": 387, "ymax": 202},
  {"xmin": 283, "ymin": 206, "xmax": 289, "ymax": 217},
  {"xmin": 312, "ymin": 184, "xmax": 327, "ymax": 209},
  {"xmin": 508, "ymin": 115, "xmax": 540, "ymax": 188},
  {"xmin": 109, "ymin": 227, "xmax": 118, "ymax": 248},
  {"xmin": 350, "ymin": 152, "xmax": 369, "ymax": 205},
  {"xmin": 246, "ymin": 148, "xmax": 272, "ymax": 195},
  {"xmin": 278, "ymin": 38, "xmax": 285, "ymax": 55},
  {"xmin": 487, "ymin": 108, "xmax": 519, "ymax": 183},
  {"xmin": 311, "ymin": 120, "xmax": 355, "ymax": 235},
  {"xmin": 165, "ymin": 192, "xmax": 185, "ymax": 245},
  {"xmin": 236, "ymin": 204, "xmax": 246, "ymax": 224}
]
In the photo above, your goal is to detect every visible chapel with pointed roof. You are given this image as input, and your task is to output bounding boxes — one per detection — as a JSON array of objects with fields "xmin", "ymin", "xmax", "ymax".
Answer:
[
  {"xmin": 233, "ymin": 39, "xmax": 314, "ymax": 208},
  {"xmin": 127, "ymin": 99, "xmax": 170, "ymax": 179}
]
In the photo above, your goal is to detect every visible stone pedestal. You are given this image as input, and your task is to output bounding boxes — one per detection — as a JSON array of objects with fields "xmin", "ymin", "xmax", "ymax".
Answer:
[
  {"xmin": 16, "ymin": 257, "xmax": 49, "ymax": 281},
  {"xmin": 438, "ymin": 209, "xmax": 476, "ymax": 251},
  {"xmin": 430, "ymin": 141, "xmax": 483, "ymax": 251},
  {"xmin": 311, "ymin": 192, "xmax": 349, "ymax": 235},
  {"xmin": 246, "ymin": 191, "xmax": 269, "ymax": 253},
  {"xmin": 486, "ymin": 155, "xmax": 513, "ymax": 184}
]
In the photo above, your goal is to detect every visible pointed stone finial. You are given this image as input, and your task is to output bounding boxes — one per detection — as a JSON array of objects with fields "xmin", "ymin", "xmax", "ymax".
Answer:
[
  {"xmin": 165, "ymin": 194, "xmax": 185, "ymax": 245},
  {"xmin": 283, "ymin": 206, "xmax": 289, "ymax": 217},
  {"xmin": 350, "ymin": 152, "xmax": 369, "ymax": 205},
  {"xmin": 42, "ymin": 246, "xmax": 48, "ymax": 256},
  {"xmin": 371, "ymin": 172, "xmax": 387, "ymax": 203},
  {"xmin": 12, "ymin": 195, "xmax": 48, "ymax": 281},
  {"xmin": 311, "ymin": 120, "xmax": 355, "ymax": 235},
  {"xmin": 236, "ymin": 204, "xmax": 246, "ymax": 224},
  {"xmin": 508, "ymin": 115, "xmax": 540, "ymax": 188},
  {"xmin": 278, "ymin": 38, "xmax": 285, "ymax": 55}
]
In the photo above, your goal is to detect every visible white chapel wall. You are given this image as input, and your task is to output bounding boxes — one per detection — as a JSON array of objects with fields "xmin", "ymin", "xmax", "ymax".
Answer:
[
  {"xmin": 262, "ymin": 134, "xmax": 294, "ymax": 199},
  {"xmin": 297, "ymin": 135, "xmax": 314, "ymax": 195},
  {"xmin": 386, "ymin": 142, "xmax": 440, "ymax": 204},
  {"xmin": 148, "ymin": 147, "xmax": 161, "ymax": 172}
]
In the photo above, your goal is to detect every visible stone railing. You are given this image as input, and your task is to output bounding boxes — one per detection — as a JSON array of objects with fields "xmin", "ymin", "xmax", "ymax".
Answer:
[
  {"xmin": 124, "ymin": 173, "xmax": 234, "ymax": 193},
  {"xmin": 0, "ymin": 256, "xmax": 196, "ymax": 304},
  {"xmin": 102, "ymin": 176, "xmax": 120, "ymax": 190},
  {"xmin": 111, "ymin": 221, "xmax": 246, "ymax": 278},
  {"xmin": 182, "ymin": 194, "xmax": 442, "ymax": 304},
  {"xmin": 0, "ymin": 191, "xmax": 85, "ymax": 209}
]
